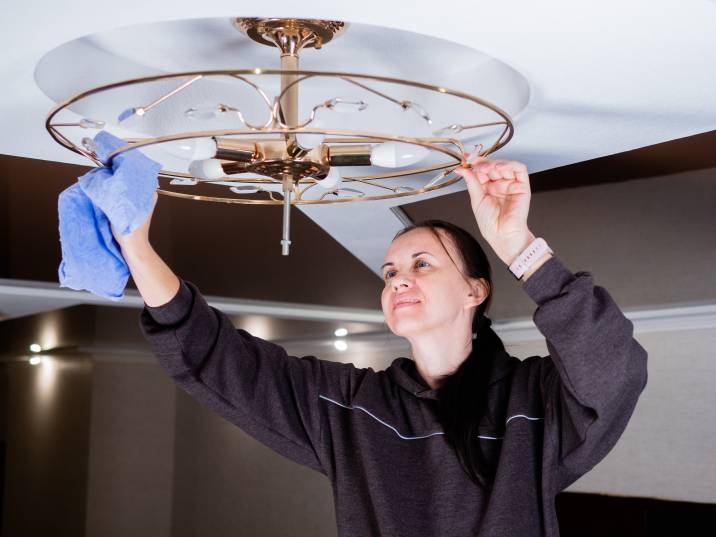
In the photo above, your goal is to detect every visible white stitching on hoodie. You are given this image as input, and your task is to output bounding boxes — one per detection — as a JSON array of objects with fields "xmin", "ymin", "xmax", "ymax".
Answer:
[{"xmin": 319, "ymin": 394, "xmax": 543, "ymax": 441}]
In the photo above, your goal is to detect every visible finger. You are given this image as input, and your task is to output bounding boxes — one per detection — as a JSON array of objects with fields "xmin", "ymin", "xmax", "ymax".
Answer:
[
  {"xmin": 458, "ymin": 162, "xmax": 490, "ymax": 185},
  {"xmin": 470, "ymin": 161, "xmax": 497, "ymax": 179},
  {"xmin": 495, "ymin": 161, "xmax": 529, "ymax": 183},
  {"xmin": 513, "ymin": 165, "xmax": 530, "ymax": 184},
  {"xmin": 454, "ymin": 165, "xmax": 476, "ymax": 180},
  {"xmin": 454, "ymin": 166, "xmax": 486, "ymax": 206},
  {"xmin": 476, "ymin": 171, "xmax": 490, "ymax": 186}
]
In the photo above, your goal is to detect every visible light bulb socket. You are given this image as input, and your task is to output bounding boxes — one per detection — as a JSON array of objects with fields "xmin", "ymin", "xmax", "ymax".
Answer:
[
  {"xmin": 328, "ymin": 144, "xmax": 372, "ymax": 166},
  {"xmin": 215, "ymin": 139, "xmax": 260, "ymax": 163}
]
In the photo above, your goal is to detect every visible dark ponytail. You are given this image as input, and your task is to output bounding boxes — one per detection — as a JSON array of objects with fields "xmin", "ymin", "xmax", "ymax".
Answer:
[{"xmin": 391, "ymin": 219, "xmax": 507, "ymax": 490}]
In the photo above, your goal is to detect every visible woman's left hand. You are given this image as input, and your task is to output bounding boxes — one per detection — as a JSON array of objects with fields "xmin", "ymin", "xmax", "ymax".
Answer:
[{"xmin": 454, "ymin": 154, "xmax": 536, "ymax": 266}]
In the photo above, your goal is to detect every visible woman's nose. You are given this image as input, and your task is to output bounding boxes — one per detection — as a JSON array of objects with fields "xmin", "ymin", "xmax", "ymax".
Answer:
[{"xmin": 391, "ymin": 273, "xmax": 413, "ymax": 290}]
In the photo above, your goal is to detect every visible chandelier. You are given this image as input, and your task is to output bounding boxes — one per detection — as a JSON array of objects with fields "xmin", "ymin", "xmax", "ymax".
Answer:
[{"xmin": 46, "ymin": 17, "xmax": 514, "ymax": 255}]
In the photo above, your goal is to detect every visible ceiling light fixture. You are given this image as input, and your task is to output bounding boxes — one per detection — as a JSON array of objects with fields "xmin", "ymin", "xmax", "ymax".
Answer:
[{"xmin": 46, "ymin": 17, "xmax": 514, "ymax": 255}]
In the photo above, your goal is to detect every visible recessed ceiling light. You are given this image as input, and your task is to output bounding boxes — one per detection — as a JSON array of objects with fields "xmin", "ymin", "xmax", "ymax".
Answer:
[
  {"xmin": 29, "ymin": 343, "xmax": 42, "ymax": 353},
  {"xmin": 334, "ymin": 327, "xmax": 348, "ymax": 337}
]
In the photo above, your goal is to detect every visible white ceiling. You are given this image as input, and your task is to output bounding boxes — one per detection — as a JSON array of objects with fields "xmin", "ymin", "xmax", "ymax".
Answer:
[{"xmin": 3, "ymin": 0, "xmax": 716, "ymax": 278}]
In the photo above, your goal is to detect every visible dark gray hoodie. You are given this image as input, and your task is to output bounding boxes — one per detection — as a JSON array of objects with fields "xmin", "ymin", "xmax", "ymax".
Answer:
[{"xmin": 139, "ymin": 255, "xmax": 648, "ymax": 536}]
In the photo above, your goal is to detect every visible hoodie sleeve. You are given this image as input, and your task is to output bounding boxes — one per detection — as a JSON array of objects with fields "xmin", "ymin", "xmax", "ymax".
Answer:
[
  {"xmin": 138, "ymin": 278, "xmax": 362, "ymax": 476},
  {"xmin": 521, "ymin": 255, "xmax": 648, "ymax": 491}
]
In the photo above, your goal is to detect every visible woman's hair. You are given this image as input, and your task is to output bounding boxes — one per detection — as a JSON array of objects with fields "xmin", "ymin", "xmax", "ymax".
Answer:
[{"xmin": 391, "ymin": 219, "xmax": 507, "ymax": 490}]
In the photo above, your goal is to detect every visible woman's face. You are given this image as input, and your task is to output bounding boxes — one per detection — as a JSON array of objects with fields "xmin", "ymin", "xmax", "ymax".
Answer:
[{"xmin": 380, "ymin": 227, "xmax": 484, "ymax": 339}]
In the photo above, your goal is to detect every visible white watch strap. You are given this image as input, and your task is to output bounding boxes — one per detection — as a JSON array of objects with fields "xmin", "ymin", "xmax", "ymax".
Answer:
[{"xmin": 509, "ymin": 237, "xmax": 553, "ymax": 280}]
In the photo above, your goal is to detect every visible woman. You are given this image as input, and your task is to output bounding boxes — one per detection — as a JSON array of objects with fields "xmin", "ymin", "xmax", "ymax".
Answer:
[{"xmin": 117, "ymin": 155, "xmax": 648, "ymax": 537}]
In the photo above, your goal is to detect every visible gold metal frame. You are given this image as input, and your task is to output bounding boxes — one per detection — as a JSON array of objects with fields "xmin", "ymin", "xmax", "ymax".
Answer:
[{"xmin": 46, "ymin": 68, "xmax": 514, "ymax": 206}]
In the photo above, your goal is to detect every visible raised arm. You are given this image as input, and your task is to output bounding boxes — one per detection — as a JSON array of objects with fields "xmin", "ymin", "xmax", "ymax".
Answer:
[
  {"xmin": 453, "ymin": 156, "xmax": 648, "ymax": 491},
  {"xmin": 138, "ymin": 278, "xmax": 334, "ymax": 473},
  {"xmin": 112, "ymin": 192, "xmax": 368, "ymax": 475},
  {"xmin": 522, "ymin": 255, "xmax": 648, "ymax": 491}
]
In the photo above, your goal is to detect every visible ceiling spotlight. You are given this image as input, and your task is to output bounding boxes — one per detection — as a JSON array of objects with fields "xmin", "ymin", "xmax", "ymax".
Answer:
[
  {"xmin": 334, "ymin": 340, "xmax": 348, "ymax": 351},
  {"xmin": 334, "ymin": 327, "xmax": 348, "ymax": 337},
  {"xmin": 29, "ymin": 356, "xmax": 42, "ymax": 365},
  {"xmin": 29, "ymin": 343, "xmax": 42, "ymax": 353}
]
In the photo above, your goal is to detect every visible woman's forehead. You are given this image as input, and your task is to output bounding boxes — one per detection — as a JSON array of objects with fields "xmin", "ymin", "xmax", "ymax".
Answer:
[{"xmin": 384, "ymin": 227, "xmax": 449, "ymax": 260}]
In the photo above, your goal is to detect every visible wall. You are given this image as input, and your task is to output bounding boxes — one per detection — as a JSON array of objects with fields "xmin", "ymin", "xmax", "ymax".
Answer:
[
  {"xmin": 0, "ymin": 354, "xmax": 92, "ymax": 537},
  {"xmin": 170, "ymin": 384, "xmax": 337, "ymax": 537},
  {"xmin": 83, "ymin": 358, "xmax": 175, "ymax": 537}
]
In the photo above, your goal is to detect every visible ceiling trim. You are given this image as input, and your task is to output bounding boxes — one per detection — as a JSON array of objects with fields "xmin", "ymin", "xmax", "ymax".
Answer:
[
  {"xmin": 9, "ymin": 300, "xmax": 708, "ymax": 364},
  {"xmin": 281, "ymin": 301, "xmax": 716, "ymax": 355},
  {"xmin": 0, "ymin": 278, "xmax": 385, "ymax": 323},
  {"xmin": 3, "ymin": 278, "xmax": 715, "ymax": 332}
]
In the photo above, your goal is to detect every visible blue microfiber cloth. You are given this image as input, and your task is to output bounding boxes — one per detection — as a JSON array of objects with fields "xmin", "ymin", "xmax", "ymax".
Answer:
[{"xmin": 57, "ymin": 131, "xmax": 162, "ymax": 301}]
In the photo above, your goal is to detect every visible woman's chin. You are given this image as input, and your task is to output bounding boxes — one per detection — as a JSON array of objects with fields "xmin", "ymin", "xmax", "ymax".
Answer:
[{"xmin": 389, "ymin": 318, "xmax": 427, "ymax": 339}]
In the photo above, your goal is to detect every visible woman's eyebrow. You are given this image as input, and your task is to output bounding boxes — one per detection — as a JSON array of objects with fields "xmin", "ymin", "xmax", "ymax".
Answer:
[{"xmin": 380, "ymin": 251, "xmax": 434, "ymax": 270}]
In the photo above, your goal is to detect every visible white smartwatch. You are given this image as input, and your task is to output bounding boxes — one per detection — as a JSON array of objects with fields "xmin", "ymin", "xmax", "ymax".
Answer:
[{"xmin": 508, "ymin": 237, "xmax": 553, "ymax": 280}]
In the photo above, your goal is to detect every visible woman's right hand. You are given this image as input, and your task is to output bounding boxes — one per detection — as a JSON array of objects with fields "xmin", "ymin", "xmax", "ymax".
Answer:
[{"xmin": 111, "ymin": 190, "xmax": 158, "ymax": 252}]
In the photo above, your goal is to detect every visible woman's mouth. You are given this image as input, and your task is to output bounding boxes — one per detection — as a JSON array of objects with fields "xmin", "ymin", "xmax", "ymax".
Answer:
[{"xmin": 394, "ymin": 300, "xmax": 421, "ymax": 310}]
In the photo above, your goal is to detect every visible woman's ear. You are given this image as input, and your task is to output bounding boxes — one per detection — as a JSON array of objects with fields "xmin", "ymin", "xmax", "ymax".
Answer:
[{"xmin": 467, "ymin": 277, "xmax": 489, "ymax": 307}]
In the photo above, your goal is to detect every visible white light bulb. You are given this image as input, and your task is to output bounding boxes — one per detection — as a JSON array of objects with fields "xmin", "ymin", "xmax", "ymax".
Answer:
[
  {"xmin": 189, "ymin": 159, "xmax": 225, "ymax": 180},
  {"xmin": 370, "ymin": 142, "xmax": 429, "ymax": 168},
  {"xmin": 334, "ymin": 328, "xmax": 348, "ymax": 337},
  {"xmin": 315, "ymin": 167, "xmax": 342, "ymax": 190},
  {"xmin": 29, "ymin": 343, "xmax": 42, "ymax": 353},
  {"xmin": 161, "ymin": 138, "xmax": 217, "ymax": 161}
]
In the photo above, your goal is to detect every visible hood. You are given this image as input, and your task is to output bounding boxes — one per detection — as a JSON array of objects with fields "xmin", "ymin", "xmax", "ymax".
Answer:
[{"xmin": 386, "ymin": 349, "xmax": 521, "ymax": 400}]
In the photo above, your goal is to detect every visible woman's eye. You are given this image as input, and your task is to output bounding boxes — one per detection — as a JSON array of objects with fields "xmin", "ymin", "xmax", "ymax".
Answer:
[{"xmin": 383, "ymin": 259, "xmax": 430, "ymax": 280}]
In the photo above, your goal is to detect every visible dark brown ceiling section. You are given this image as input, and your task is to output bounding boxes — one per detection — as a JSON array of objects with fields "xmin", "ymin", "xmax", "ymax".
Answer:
[
  {"xmin": 0, "ymin": 155, "xmax": 384, "ymax": 309},
  {"xmin": 2, "ymin": 128, "xmax": 714, "ymax": 310},
  {"xmin": 401, "ymin": 129, "xmax": 716, "ymax": 224},
  {"xmin": 526, "ymin": 129, "xmax": 716, "ymax": 192}
]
